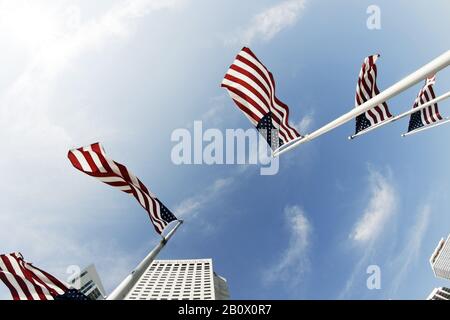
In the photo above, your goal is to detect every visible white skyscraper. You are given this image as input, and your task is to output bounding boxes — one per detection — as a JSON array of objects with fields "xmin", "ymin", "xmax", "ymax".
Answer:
[
  {"xmin": 69, "ymin": 264, "xmax": 106, "ymax": 300},
  {"xmin": 427, "ymin": 287, "xmax": 450, "ymax": 300},
  {"xmin": 430, "ymin": 235, "xmax": 450, "ymax": 281},
  {"xmin": 124, "ymin": 259, "xmax": 230, "ymax": 300}
]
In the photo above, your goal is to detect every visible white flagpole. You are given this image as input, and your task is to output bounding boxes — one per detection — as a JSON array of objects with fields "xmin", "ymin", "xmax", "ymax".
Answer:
[
  {"xmin": 106, "ymin": 220, "xmax": 183, "ymax": 300},
  {"xmin": 273, "ymin": 50, "xmax": 450, "ymax": 157},
  {"xmin": 401, "ymin": 117, "xmax": 450, "ymax": 137},
  {"xmin": 348, "ymin": 91, "xmax": 450, "ymax": 140}
]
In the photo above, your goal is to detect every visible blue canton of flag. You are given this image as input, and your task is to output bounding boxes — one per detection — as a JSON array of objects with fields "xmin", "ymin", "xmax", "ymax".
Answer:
[
  {"xmin": 256, "ymin": 113, "xmax": 282, "ymax": 150},
  {"xmin": 156, "ymin": 199, "xmax": 177, "ymax": 225},
  {"xmin": 407, "ymin": 76, "xmax": 443, "ymax": 133}
]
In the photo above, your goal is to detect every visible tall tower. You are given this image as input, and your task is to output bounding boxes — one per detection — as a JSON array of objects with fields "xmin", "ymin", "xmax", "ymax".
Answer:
[
  {"xmin": 124, "ymin": 259, "xmax": 230, "ymax": 300},
  {"xmin": 69, "ymin": 264, "xmax": 106, "ymax": 300},
  {"xmin": 430, "ymin": 235, "xmax": 450, "ymax": 281}
]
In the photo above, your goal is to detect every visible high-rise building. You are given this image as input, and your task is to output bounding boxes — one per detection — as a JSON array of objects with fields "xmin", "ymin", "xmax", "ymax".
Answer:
[
  {"xmin": 124, "ymin": 259, "xmax": 230, "ymax": 300},
  {"xmin": 430, "ymin": 235, "xmax": 450, "ymax": 281},
  {"xmin": 69, "ymin": 264, "xmax": 106, "ymax": 300},
  {"xmin": 427, "ymin": 287, "xmax": 450, "ymax": 300}
]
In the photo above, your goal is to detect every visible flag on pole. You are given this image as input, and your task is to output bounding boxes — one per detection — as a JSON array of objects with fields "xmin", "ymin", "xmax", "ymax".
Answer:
[
  {"xmin": 68, "ymin": 142, "xmax": 177, "ymax": 235},
  {"xmin": 354, "ymin": 54, "xmax": 393, "ymax": 134},
  {"xmin": 221, "ymin": 47, "xmax": 301, "ymax": 150},
  {"xmin": 0, "ymin": 252, "xmax": 89, "ymax": 300},
  {"xmin": 406, "ymin": 76, "xmax": 444, "ymax": 133}
]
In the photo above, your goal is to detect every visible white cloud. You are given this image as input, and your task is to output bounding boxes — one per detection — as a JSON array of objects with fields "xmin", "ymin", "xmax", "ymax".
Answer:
[
  {"xmin": 350, "ymin": 169, "xmax": 397, "ymax": 243},
  {"xmin": 0, "ymin": 0, "xmax": 186, "ymax": 177},
  {"xmin": 388, "ymin": 205, "xmax": 431, "ymax": 296},
  {"xmin": 229, "ymin": 0, "xmax": 307, "ymax": 45},
  {"xmin": 295, "ymin": 112, "xmax": 314, "ymax": 133},
  {"xmin": 341, "ymin": 205, "xmax": 432, "ymax": 299},
  {"xmin": 338, "ymin": 248, "xmax": 373, "ymax": 300},
  {"xmin": 339, "ymin": 167, "xmax": 397, "ymax": 299},
  {"xmin": 264, "ymin": 205, "xmax": 312, "ymax": 285},
  {"xmin": 174, "ymin": 177, "xmax": 234, "ymax": 219},
  {"xmin": 0, "ymin": 210, "xmax": 148, "ymax": 299},
  {"xmin": 0, "ymin": 0, "xmax": 184, "ymax": 299}
]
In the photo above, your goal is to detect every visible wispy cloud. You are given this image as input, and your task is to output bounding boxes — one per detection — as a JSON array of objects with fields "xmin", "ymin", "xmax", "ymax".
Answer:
[
  {"xmin": 0, "ymin": 0, "xmax": 184, "ymax": 299},
  {"xmin": 1, "ymin": 0, "xmax": 186, "ymax": 176},
  {"xmin": 174, "ymin": 177, "xmax": 234, "ymax": 219},
  {"xmin": 388, "ymin": 205, "xmax": 432, "ymax": 296},
  {"xmin": 341, "ymin": 204, "xmax": 432, "ymax": 299},
  {"xmin": 350, "ymin": 168, "xmax": 397, "ymax": 243},
  {"xmin": 227, "ymin": 0, "xmax": 307, "ymax": 46},
  {"xmin": 264, "ymin": 205, "xmax": 312, "ymax": 285},
  {"xmin": 295, "ymin": 112, "xmax": 314, "ymax": 133},
  {"xmin": 338, "ymin": 248, "xmax": 374, "ymax": 300},
  {"xmin": 340, "ymin": 167, "xmax": 397, "ymax": 299}
]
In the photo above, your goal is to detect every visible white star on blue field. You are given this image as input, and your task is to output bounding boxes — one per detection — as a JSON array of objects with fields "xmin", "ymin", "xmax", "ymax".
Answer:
[{"xmin": 0, "ymin": 0, "xmax": 449, "ymax": 300}]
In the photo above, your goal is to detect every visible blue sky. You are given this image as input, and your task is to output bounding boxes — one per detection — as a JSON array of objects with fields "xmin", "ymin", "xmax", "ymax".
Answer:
[{"xmin": 0, "ymin": 0, "xmax": 449, "ymax": 300}]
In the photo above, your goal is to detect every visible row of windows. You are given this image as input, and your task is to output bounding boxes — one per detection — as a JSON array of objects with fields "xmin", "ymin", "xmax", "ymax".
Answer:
[
  {"xmin": 149, "ymin": 264, "xmax": 211, "ymax": 268},
  {"xmin": 139, "ymin": 279, "xmax": 211, "ymax": 283},
  {"xmin": 141, "ymin": 275, "xmax": 210, "ymax": 278},
  {"xmin": 134, "ymin": 286, "xmax": 211, "ymax": 290},
  {"xmin": 144, "ymin": 271, "xmax": 212, "ymax": 276},
  {"xmin": 133, "ymin": 288, "xmax": 211, "ymax": 294},
  {"xmin": 132, "ymin": 286, "xmax": 212, "ymax": 293},
  {"xmin": 148, "ymin": 266, "xmax": 211, "ymax": 272},
  {"xmin": 148, "ymin": 272, "xmax": 208, "ymax": 276},
  {"xmin": 134, "ymin": 296, "xmax": 213, "ymax": 300},
  {"xmin": 150, "ymin": 265, "xmax": 210, "ymax": 269},
  {"xmin": 139, "ymin": 278, "xmax": 212, "ymax": 282},
  {"xmin": 128, "ymin": 297, "xmax": 213, "ymax": 300},
  {"xmin": 87, "ymin": 288, "xmax": 102, "ymax": 300},
  {"xmin": 435, "ymin": 291, "xmax": 450, "ymax": 299},
  {"xmin": 136, "ymin": 281, "xmax": 212, "ymax": 286},
  {"xmin": 146, "ymin": 272, "xmax": 211, "ymax": 274},
  {"xmin": 150, "ymin": 262, "xmax": 211, "ymax": 267},
  {"xmin": 131, "ymin": 293, "xmax": 212, "ymax": 297},
  {"xmin": 80, "ymin": 280, "xmax": 95, "ymax": 293},
  {"xmin": 143, "ymin": 276, "xmax": 211, "ymax": 280}
]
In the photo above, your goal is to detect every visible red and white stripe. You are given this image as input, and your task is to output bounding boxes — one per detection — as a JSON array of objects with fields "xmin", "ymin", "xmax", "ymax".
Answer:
[
  {"xmin": 355, "ymin": 54, "xmax": 392, "ymax": 125},
  {"xmin": 68, "ymin": 142, "xmax": 171, "ymax": 234},
  {"xmin": 221, "ymin": 47, "xmax": 301, "ymax": 144},
  {"xmin": 0, "ymin": 252, "xmax": 67, "ymax": 300},
  {"xmin": 414, "ymin": 75, "xmax": 442, "ymax": 125}
]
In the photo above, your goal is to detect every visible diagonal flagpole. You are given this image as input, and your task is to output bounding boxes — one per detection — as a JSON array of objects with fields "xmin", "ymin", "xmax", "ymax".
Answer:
[
  {"xmin": 347, "ymin": 91, "xmax": 450, "ymax": 140},
  {"xmin": 106, "ymin": 220, "xmax": 183, "ymax": 300},
  {"xmin": 273, "ymin": 50, "xmax": 450, "ymax": 157},
  {"xmin": 401, "ymin": 117, "xmax": 450, "ymax": 137}
]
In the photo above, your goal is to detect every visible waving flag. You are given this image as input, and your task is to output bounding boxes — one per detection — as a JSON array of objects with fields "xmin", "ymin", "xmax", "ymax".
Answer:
[
  {"xmin": 68, "ymin": 143, "xmax": 177, "ymax": 234},
  {"xmin": 354, "ymin": 54, "xmax": 393, "ymax": 134},
  {"xmin": 407, "ymin": 76, "xmax": 443, "ymax": 132},
  {"xmin": 0, "ymin": 252, "xmax": 88, "ymax": 300},
  {"xmin": 221, "ymin": 47, "xmax": 301, "ymax": 150}
]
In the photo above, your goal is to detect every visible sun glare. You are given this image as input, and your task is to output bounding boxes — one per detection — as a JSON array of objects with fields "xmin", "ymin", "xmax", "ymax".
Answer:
[{"xmin": 0, "ymin": 1, "xmax": 61, "ymax": 50}]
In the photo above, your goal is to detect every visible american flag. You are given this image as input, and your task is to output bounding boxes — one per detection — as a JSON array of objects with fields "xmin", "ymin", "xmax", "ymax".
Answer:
[
  {"xmin": 221, "ymin": 47, "xmax": 301, "ymax": 150},
  {"xmin": 354, "ymin": 54, "xmax": 393, "ymax": 134},
  {"xmin": 0, "ymin": 252, "xmax": 89, "ymax": 300},
  {"xmin": 68, "ymin": 142, "xmax": 177, "ymax": 235},
  {"xmin": 407, "ymin": 76, "xmax": 443, "ymax": 132}
]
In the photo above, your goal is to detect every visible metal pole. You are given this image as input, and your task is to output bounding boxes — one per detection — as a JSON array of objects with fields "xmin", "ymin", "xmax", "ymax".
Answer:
[
  {"xmin": 348, "ymin": 91, "xmax": 450, "ymax": 140},
  {"xmin": 106, "ymin": 220, "xmax": 183, "ymax": 300},
  {"xmin": 273, "ymin": 50, "xmax": 450, "ymax": 157},
  {"xmin": 401, "ymin": 117, "xmax": 450, "ymax": 137}
]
